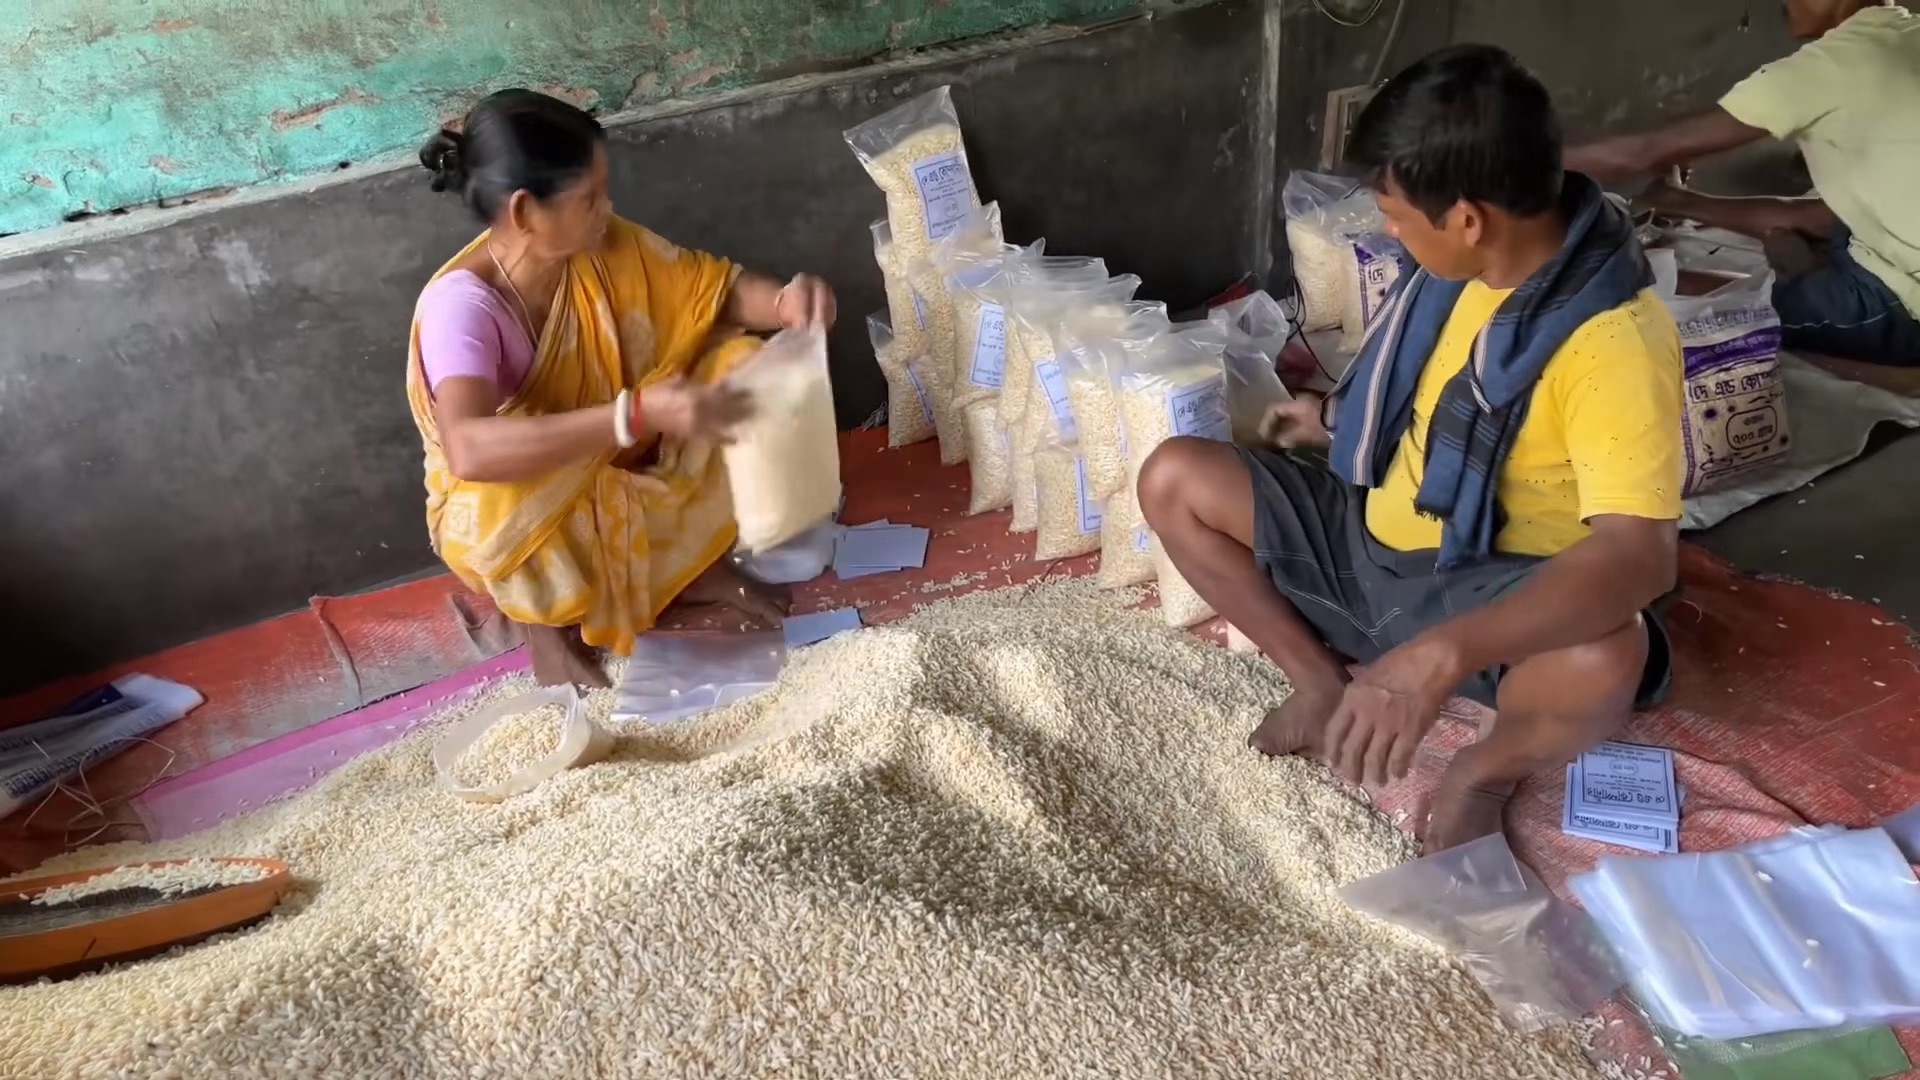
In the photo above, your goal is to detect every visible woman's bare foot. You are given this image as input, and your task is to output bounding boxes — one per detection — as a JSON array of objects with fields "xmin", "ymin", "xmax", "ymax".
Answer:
[
  {"xmin": 1248, "ymin": 684, "xmax": 1342, "ymax": 760},
  {"xmin": 524, "ymin": 623, "xmax": 611, "ymax": 689},
  {"xmin": 680, "ymin": 560, "xmax": 792, "ymax": 628}
]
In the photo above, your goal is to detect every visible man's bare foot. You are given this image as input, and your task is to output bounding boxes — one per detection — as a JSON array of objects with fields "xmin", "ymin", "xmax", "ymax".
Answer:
[
  {"xmin": 681, "ymin": 560, "xmax": 792, "ymax": 628},
  {"xmin": 1248, "ymin": 684, "xmax": 1341, "ymax": 760},
  {"xmin": 1422, "ymin": 775, "xmax": 1515, "ymax": 852},
  {"xmin": 525, "ymin": 624, "xmax": 612, "ymax": 689}
]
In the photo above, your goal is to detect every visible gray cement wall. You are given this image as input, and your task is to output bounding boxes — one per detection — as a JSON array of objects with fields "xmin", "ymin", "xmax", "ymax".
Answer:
[{"xmin": 0, "ymin": 0, "xmax": 1270, "ymax": 694}]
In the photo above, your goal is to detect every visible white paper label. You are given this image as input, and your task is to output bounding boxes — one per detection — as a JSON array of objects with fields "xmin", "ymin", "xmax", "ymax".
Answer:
[
  {"xmin": 1131, "ymin": 525, "xmax": 1152, "ymax": 554},
  {"xmin": 1075, "ymin": 458, "xmax": 1103, "ymax": 534},
  {"xmin": 912, "ymin": 152, "xmax": 974, "ymax": 241},
  {"xmin": 1167, "ymin": 378, "xmax": 1230, "ymax": 444},
  {"xmin": 911, "ymin": 288, "xmax": 929, "ymax": 331},
  {"xmin": 1034, "ymin": 359, "xmax": 1077, "ymax": 441},
  {"xmin": 967, "ymin": 303, "xmax": 1007, "ymax": 389}
]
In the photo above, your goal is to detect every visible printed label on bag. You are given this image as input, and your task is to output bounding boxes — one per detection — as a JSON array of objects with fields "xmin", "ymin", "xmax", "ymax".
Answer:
[
  {"xmin": 904, "ymin": 364, "xmax": 934, "ymax": 424},
  {"xmin": 912, "ymin": 153, "xmax": 975, "ymax": 241},
  {"xmin": 1167, "ymin": 378, "xmax": 1230, "ymax": 443},
  {"xmin": 968, "ymin": 303, "xmax": 1007, "ymax": 389},
  {"xmin": 1034, "ymin": 359, "xmax": 1078, "ymax": 441},
  {"xmin": 1075, "ymin": 458, "xmax": 1103, "ymax": 534},
  {"xmin": 1132, "ymin": 525, "xmax": 1152, "ymax": 554},
  {"xmin": 1354, "ymin": 235, "xmax": 1404, "ymax": 329},
  {"xmin": 911, "ymin": 288, "xmax": 929, "ymax": 331}
]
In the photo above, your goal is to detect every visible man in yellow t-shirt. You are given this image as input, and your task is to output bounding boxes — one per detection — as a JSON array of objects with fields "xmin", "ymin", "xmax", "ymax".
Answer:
[
  {"xmin": 1567, "ymin": 0, "xmax": 1920, "ymax": 367},
  {"xmin": 1137, "ymin": 46, "xmax": 1684, "ymax": 852}
]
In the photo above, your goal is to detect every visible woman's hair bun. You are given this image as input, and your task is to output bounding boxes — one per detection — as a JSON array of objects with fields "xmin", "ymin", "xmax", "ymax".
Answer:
[{"xmin": 418, "ymin": 129, "xmax": 468, "ymax": 194}]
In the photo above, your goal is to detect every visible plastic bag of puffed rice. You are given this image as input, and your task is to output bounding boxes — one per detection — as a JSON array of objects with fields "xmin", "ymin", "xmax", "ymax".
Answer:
[
  {"xmin": 844, "ymin": 86, "xmax": 981, "ymax": 248},
  {"xmin": 1061, "ymin": 304, "xmax": 1174, "ymax": 503},
  {"xmin": 867, "ymin": 311, "xmax": 934, "ymax": 448},
  {"xmin": 1113, "ymin": 321, "xmax": 1232, "ymax": 627},
  {"xmin": 721, "ymin": 327, "xmax": 842, "ymax": 553},
  {"xmin": 1282, "ymin": 170, "xmax": 1383, "ymax": 334}
]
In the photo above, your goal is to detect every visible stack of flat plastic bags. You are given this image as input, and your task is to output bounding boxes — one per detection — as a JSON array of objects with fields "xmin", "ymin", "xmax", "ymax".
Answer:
[{"xmin": 1570, "ymin": 824, "xmax": 1920, "ymax": 1040}]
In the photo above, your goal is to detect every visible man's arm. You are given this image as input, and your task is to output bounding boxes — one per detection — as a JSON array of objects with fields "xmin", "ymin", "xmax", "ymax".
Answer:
[
  {"xmin": 1565, "ymin": 107, "xmax": 1768, "ymax": 184},
  {"xmin": 1418, "ymin": 515, "xmax": 1677, "ymax": 681},
  {"xmin": 1637, "ymin": 180, "xmax": 1838, "ymax": 239}
]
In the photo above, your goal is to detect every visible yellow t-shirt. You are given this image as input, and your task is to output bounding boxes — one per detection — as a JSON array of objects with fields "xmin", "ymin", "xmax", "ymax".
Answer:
[
  {"xmin": 1719, "ymin": 5, "xmax": 1920, "ymax": 316},
  {"xmin": 1364, "ymin": 282, "xmax": 1685, "ymax": 557}
]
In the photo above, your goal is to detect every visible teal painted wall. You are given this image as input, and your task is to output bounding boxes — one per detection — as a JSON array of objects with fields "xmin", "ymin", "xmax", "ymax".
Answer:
[{"xmin": 1, "ymin": 0, "xmax": 1145, "ymax": 236}]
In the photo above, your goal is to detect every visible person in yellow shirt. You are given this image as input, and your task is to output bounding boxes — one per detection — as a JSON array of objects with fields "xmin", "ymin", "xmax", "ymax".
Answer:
[
  {"xmin": 1567, "ymin": 0, "xmax": 1920, "ymax": 367},
  {"xmin": 1138, "ymin": 45, "xmax": 1684, "ymax": 851}
]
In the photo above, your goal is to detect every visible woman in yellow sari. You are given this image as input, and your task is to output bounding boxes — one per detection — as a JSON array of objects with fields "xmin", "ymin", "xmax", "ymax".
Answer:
[{"xmin": 409, "ymin": 89, "xmax": 836, "ymax": 687}]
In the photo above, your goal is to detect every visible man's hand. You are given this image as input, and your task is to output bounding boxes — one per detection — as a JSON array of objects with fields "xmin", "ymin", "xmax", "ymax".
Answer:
[
  {"xmin": 775, "ymin": 274, "xmax": 837, "ymax": 331},
  {"xmin": 1632, "ymin": 177, "xmax": 1693, "ymax": 220},
  {"xmin": 1324, "ymin": 635, "xmax": 1463, "ymax": 788},
  {"xmin": 1259, "ymin": 393, "xmax": 1331, "ymax": 451}
]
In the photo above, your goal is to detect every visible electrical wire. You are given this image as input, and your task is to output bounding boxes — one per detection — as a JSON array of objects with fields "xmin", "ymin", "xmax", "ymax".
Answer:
[
  {"xmin": 1310, "ymin": 0, "xmax": 1387, "ymax": 29},
  {"xmin": 1365, "ymin": 0, "xmax": 1412, "ymax": 86}
]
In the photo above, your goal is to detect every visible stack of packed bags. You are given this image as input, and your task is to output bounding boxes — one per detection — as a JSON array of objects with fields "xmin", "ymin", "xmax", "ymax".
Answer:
[{"xmin": 844, "ymin": 87, "xmax": 1294, "ymax": 630}]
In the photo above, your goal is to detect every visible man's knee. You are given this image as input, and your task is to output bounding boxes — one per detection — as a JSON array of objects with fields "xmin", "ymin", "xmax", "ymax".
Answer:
[{"xmin": 1137, "ymin": 437, "xmax": 1227, "ymax": 524}]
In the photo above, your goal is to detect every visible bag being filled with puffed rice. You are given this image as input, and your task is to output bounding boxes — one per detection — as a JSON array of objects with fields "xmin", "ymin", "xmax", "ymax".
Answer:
[
  {"xmin": 868, "ymin": 311, "xmax": 934, "ymax": 448},
  {"xmin": 721, "ymin": 327, "xmax": 842, "ymax": 552},
  {"xmin": 1282, "ymin": 170, "xmax": 1384, "ymax": 334},
  {"xmin": 1114, "ymin": 321, "xmax": 1232, "ymax": 627},
  {"xmin": 1209, "ymin": 295, "xmax": 1294, "ymax": 446},
  {"xmin": 871, "ymin": 220, "xmax": 932, "ymax": 357}
]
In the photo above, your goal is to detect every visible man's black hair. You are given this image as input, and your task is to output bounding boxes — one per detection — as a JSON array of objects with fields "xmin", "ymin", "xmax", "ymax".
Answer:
[{"xmin": 1346, "ymin": 44, "xmax": 1564, "ymax": 223}]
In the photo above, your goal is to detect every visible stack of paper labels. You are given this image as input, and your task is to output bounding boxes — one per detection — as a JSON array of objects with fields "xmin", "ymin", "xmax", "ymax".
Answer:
[
  {"xmin": 832, "ymin": 519, "xmax": 930, "ymax": 580},
  {"xmin": 1570, "ymin": 824, "xmax": 1920, "ymax": 1038},
  {"xmin": 1562, "ymin": 741, "xmax": 1681, "ymax": 853}
]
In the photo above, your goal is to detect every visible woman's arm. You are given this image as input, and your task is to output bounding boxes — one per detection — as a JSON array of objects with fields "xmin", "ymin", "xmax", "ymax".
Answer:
[
  {"xmin": 434, "ymin": 376, "xmax": 751, "ymax": 483},
  {"xmin": 434, "ymin": 377, "xmax": 620, "ymax": 483},
  {"xmin": 724, "ymin": 271, "xmax": 837, "ymax": 331}
]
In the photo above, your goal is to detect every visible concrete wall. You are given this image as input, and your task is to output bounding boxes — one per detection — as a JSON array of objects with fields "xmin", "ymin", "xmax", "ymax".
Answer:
[
  {"xmin": 0, "ymin": 0, "xmax": 1272, "ymax": 694},
  {"xmin": 1, "ymin": 0, "xmax": 1160, "ymax": 236}
]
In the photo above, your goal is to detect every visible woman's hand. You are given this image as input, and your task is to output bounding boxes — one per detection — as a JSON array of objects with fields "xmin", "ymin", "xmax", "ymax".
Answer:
[
  {"xmin": 639, "ymin": 377, "xmax": 754, "ymax": 443},
  {"xmin": 775, "ymin": 274, "xmax": 837, "ymax": 331}
]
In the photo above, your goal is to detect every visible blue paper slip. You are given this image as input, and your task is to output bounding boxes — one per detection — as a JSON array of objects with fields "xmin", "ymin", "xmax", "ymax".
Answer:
[
  {"xmin": 1571, "ymin": 741, "xmax": 1679, "ymax": 825},
  {"xmin": 835, "ymin": 525, "xmax": 929, "ymax": 571},
  {"xmin": 783, "ymin": 607, "xmax": 863, "ymax": 649},
  {"xmin": 1564, "ymin": 766, "xmax": 1678, "ymax": 853}
]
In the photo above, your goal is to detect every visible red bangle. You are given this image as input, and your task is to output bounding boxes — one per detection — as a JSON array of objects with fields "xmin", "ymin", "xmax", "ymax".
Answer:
[{"xmin": 629, "ymin": 387, "xmax": 646, "ymax": 442}]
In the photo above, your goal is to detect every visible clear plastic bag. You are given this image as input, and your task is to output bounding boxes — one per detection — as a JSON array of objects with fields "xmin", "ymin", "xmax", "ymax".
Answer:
[
  {"xmin": 1571, "ymin": 825, "xmax": 1920, "ymax": 1039},
  {"xmin": 844, "ymin": 85, "xmax": 980, "ymax": 246},
  {"xmin": 722, "ymin": 327, "xmax": 842, "ymax": 552},
  {"xmin": 996, "ymin": 257, "xmax": 1120, "ymax": 430},
  {"xmin": 962, "ymin": 399, "xmax": 1014, "ymax": 515},
  {"xmin": 732, "ymin": 515, "xmax": 837, "ymax": 585},
  {"xmin": 868, "ymin": 311, "xmax": 934, "ymax": 448},
  {"xmin": 1210, "ymin": 293, "xmax": 1294, "ymax": 446},
  {"xmin": 1060, "ymin": 303, "xmax": 1172, "ymax": 503},
  {"xmin": 1113, "ymin": 321, "xmax": 1231, "ymax": 627},
  {"xmin": 1033, "ymin": 442, "xmax": 1103, "ymax": 561},
  {"xmin": 432, "ymin": 685, "xmax": 614, "ymax": 804},
  {"xmin": 1282, "ymin": 170, "xmax": 1383, "ymax": 334},
  {"xmin": 943, "ymin": 243, "xmax": 1023, "ymax": 410},
  {"xmin": 1343, "ymin": 833, "xmax": 1625, "ymax": 1034},
  {"xmin": 1096, "ymin": 485, "xmax": 1156, "ymax": 589},
  {"xmin": 871, "ymin": 220, "xmax": 931, "ymax": 357},
  {"xmin": 613, "ymin": 631, "xmax": 787, "ymax": 724}
]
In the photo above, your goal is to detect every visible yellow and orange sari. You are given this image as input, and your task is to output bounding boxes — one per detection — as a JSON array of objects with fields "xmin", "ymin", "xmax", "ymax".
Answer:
[{"xmin": 405, "ymin": 217, "xmax": 757, "ymax": 655}]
